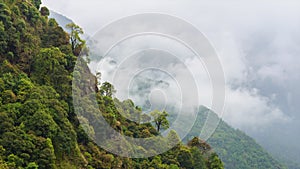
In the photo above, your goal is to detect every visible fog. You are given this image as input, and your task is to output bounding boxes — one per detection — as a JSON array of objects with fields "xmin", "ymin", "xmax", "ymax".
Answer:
[{"xmin": 43, "ymin": 0, "xmax": 300, "ymax": 163}]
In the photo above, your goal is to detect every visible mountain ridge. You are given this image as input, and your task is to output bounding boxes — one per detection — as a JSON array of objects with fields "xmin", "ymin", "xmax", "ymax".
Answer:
[{"xmin": 180, "ymin": 106, "xmax": 288, "ymax": 169}]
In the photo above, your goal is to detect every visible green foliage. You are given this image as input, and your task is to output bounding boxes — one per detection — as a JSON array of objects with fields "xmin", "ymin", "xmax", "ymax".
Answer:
[
  {"xmin": 0, "ymin": 159, "xmax": 9, "ymax": 169},
  {"xmin": 190, "ymin": 147, "xmax": 207, "ymax": 169},
  {"xmin": 207, "ymin": 153, "xmax": 224, "ymax": 169},
  {"xmin": 177, "ymin": 148, "xmax": 193, "ymax": 169},
  {"xmin": 40, "ymin": 6, "xmax": 49, "ymax": 17},
  {"xmin": 100, "ymin": 81, "xmax": 116, "ymax": 97},
  {"xmin": 25, "ymin": 162, "xmax": 39, "ymax": 169},
  {"xmin": 31, "ymin": 0, "xmax": 42, "ymax": 9},
  {"xmin": 150, "ymin": 110, "xmax": 169, "ymax": 132},
  {"xmin": 0, "ymin": 1, "xmax": 225, "ymax": 168},
  {"xmin": 7, "ymin": 154, "xmax": 24, "ymax": 168},
  {"xmin": 168, "ymin": 164, "xmax": 180, "ymax": 169},
  {"xmin": 182, "ymin": 106, "xmax": 287, "ymax": 169},
  {"xmin": 66, "ymin": 23, "xmax": 87, "ymax": 56},
  {"xmin": 24, "ymin": 110, "xmax": 58, "ymax": 138},
  {"xmin": 31, "ymin": 47, "xmax": 67, "ymax": 85},
  {"xmin": 187, "ymin": 137, "xmax": 211, "ymax": 154}
]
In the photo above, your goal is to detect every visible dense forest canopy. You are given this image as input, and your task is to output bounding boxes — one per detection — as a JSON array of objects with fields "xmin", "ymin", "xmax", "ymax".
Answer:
[
  {"xmin": 0, "ymin": 0, "xmax": 224, "ymax": 168},
  {"xmin": 181, "ymin": 107, "xmax": 287, "ymax": 169}
]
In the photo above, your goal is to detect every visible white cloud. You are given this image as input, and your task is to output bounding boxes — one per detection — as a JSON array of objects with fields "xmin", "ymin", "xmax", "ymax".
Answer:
[
  {"xmin": 91, "ymin": 32, "xmax": 292, "ymax": 132},
  {"xmin": 43, "ymin": 0, "xmax": 300, "ymax": 160},
  {"xmin": 223, "ymin": 87, "xmax": 291, "ymax": 132},
  {"xmin": 207, "ymin": 31, "xmax": 292, "ymax": 132}
]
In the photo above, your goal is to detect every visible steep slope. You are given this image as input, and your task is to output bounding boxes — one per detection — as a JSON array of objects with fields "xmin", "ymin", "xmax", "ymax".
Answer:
[
  {"xmin": 47, "ymin": 7, "xmax": 298, "ymax": 169},
  {"xmin": 183, "ymin": 106, "xmax": 287, "ymax": 169},
  {"xmin": 0, "ymin": 0, "xmax": 224, "ymax": 168}
]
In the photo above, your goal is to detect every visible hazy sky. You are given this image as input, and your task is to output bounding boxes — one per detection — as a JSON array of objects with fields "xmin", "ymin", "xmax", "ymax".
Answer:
[{"xmin": 42, "ymin": 0, "xmax": 300, "ymax": 162}]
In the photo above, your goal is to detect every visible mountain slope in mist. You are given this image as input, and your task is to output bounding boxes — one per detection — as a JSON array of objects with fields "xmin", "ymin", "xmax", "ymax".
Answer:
[{"xmin": 181, "ymin": 106, "xmax": 288, "ymax": 169}]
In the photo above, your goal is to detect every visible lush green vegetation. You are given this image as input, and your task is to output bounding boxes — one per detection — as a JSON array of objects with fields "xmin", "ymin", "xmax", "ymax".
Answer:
[
  {"xmin": 51, "ymin": 9, "xmax": 297, "ymax": 169},
  {"xmin": 182, "ymin": 106, "xmax": 287, "ymax": 169},
  {"xmin": 0, "ymin": 0, "xmax": 224, "ymax": 168}
]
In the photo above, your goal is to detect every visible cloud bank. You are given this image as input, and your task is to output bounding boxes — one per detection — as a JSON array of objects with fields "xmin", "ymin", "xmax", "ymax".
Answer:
[{"xmin": 43, "ymin": 0, "xmax": 300, "ymax": 162}]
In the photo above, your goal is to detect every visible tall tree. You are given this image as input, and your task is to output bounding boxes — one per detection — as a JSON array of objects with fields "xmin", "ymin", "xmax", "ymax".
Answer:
[
  {"xmin": 100, "ymin": 82, "xmax": 116, "ymax": 97},
  {"xmin": 66, "ymin": 23, "xmax": 86, "ymax": 56},
  {"xmin": 150, "ymin": 110, "xmax": 169, "ymax": 132}
]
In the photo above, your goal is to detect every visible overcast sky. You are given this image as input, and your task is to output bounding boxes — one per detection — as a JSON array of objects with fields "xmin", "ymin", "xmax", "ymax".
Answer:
[{"xmin": 42, "ymin": 0, "xmax": 300, "ymax": 162}]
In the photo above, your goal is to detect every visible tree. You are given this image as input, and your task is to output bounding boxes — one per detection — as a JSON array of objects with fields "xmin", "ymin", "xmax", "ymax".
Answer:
[
  {"xmin": 0, "ymin": 159, "xmax": 9, "ymax": 169},
  {"xmin": 32, "ymin": 47, "xmax": 66, "ymax": 85},
  {"xmin": 0, "ymin": 112, "xmax": 14, "ymax": 135},
  {"xmin": 100, "ymin": 82, "xmax": 116, "ymax": 97},
  {"xmin": 187, "ymin": 137, "xmax": 211, "ymax": 154},
  {"xmin": 31, "ymin": 47, "xmax": 72, "ymax": 100},
  {"xmin": 25, "ymin": 162, "xmax": 39, "ymax": 169},
  {"xmin": 24, "ymin": 110, "xmax": 58, "ymax": 138},
  {"xmin": 177, "ymin": 148, "xmax": 193, "ymax": 169},
  {"xmin": 169, "ymin": 164, "xmax": 180, "ymax": 169},
  {"xmin": 7, "ymin": 154, "xmax": 24, "ymax": 168},
  {"xmin": 190, "ymin": 147, "xmax": 206, "ymax": 169},
  {"xmin": 16, "ymin": 77, "xmax": 34, "ymax": 102},
  {"xmin": 42, "ymin": 18, "xmax": 70, "ymax": 50},
  {"xmin": 31, "ymin": 0, "xmax": 42, "ymax": 9},
  {"xmin": 207, "ymin": 153, "xmax": 224, "ymax": 169},
  {"xmin": 40, "ymin": 7, "xmax": 49, "ymax": 16},
  {"xmin": 66, "ymin": 23, "xmax": 87, "ymax": 56},
  {"xmin": 150, "ymin": 110, "xmax": 169, "ymax": 132}
]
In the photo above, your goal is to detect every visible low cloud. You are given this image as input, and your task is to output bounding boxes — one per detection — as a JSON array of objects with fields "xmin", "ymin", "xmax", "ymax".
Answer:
[
  {"xmin": 92, "ymin": 33, "xmax": 291, "ymax": 133},
  {"xmin": 43, "ymin": 0, "xmax": 300, "ymax": 161},
  {"xmin": 224, "ymin": 87, "xmax": 291, "ymax": 131}
]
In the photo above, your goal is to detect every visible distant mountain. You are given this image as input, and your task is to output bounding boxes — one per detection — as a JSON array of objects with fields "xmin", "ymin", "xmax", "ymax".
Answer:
[
  {"xmin": 281, "ymin": 160, "xmax": 300, "ymax": 169},
  {"xmin": 181, "ymin": 106, "xmax": 287, "ymax": 169},
  {"xmin": 49, "ymin": 10, "xmax": 73, "ymax": 31}
]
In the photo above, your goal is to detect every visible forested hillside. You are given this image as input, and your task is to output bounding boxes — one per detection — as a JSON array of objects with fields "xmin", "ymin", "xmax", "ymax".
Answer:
[
  {"xmin": 0, "ymin": 0, "xmax": 224, "ymax": 168},
  {"xmin": 182, "ymin": 106, "xmax": 287, "ymax": 169},
  {"xmin": 50, "ymin": 9, "xmax": 298, "ymax": 169}
]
